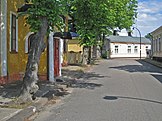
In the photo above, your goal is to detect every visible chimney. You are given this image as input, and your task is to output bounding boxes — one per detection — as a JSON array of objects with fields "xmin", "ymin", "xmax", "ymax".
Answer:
[
  {"xmin": 128, "ymin": 31, "xmax": 132, "ymax": 36},
  {"xmin": 113, "ymin": 30, "xmax": 117, "ymax": 36}
]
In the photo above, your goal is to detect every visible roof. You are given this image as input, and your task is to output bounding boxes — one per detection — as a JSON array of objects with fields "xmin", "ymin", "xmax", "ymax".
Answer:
[
  {"xmin": 53, "ymin": 32, "xmax": 79, "ymax": 39},
  {"xmin": 151, "ymin": 26, "xmax": 162, "ymax": 35},
  {"xmin": 17, "ymin": 4, "xmax": 33, "ymax": 12},
  {"xmin": 106, "ymin": 35, "xmax": 151, "ymax": 44}
]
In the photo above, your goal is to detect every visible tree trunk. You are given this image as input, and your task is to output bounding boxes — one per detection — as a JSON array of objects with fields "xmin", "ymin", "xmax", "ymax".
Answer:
[
  {"xmin": 19, "ymin": 17, "xmax": 48, "ymax": 102},
  {"xmin": 101, "ymin": 33, "xmax": 106, "ymax": 57},
  {"xmin": 92, "ymin": 45, "xmax": 97, "ymax": 59},
  {"xmin": 99, "ymin": 34, "xmax": 103, "ymax": 56},
  {"xmin": 82, "ymin": 46, "xmax": 88, "ymax": 65},
  {"xmin": 87, "ymin": 46, "xmax": 91, "ymax": 64}
]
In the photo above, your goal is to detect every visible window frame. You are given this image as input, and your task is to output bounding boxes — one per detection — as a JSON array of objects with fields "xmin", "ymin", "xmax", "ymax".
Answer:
[
  {"xmin": 25, "ymin": 32, "xmax": 34, "ymax": 54},
  {"xmin": 134, "ymin": 46, "xmax": 138, "ymax": 53},
  {"xmin": 127, "ymin": 46, "xmax": 131, "ymax": 53},
  {"xmin": 114, "ymin": 45, "xmax": 118, "ymax": 54},
  {"xmin": 10, "ymin": 12, "xmax": 18, "ymax": 53}
]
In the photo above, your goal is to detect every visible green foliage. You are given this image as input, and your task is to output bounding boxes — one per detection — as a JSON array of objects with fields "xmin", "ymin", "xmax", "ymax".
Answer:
[
  {"xmin": 111, "ymin": 0, "xmax": 138, "ymax": 29},
  {"xmin": 22, "ymin": 0, "xmax": 137, "ymax": 44},
  {"xmin": 70, "ymin": 0, "xmax": 138, "ymax": 46},
  {"xmin": 24, "ymin": 0, "xmax": 70, "ymax": 32}
]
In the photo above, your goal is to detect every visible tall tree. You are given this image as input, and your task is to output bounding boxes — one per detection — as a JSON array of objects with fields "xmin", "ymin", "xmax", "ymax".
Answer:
[
  {"xmin": 70, "ymin": 0, "xmax": 96, "ymax": 64},
  {"xmin": 112, "ymin": 0, "xmax": 138, "ymax": 30},
  {"xmin": 18, "ymin": 0, "xmax": 68, "ymax": 102},
  {"xmin": 70, "ymin": 0, "xmax": 137, "ymax": 63}
]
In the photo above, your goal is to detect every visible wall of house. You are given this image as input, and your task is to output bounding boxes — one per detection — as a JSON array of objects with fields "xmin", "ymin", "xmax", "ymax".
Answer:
[
  {"xmin": 67, "ymin": 39, "xmax": 83, "ymax": 52},
  {"xmin": 151, "ymin": 26, "xmax": 162, "ymax": 58},
  {"xmin": 66, "ymin": 39, "xmax": 83, "ymax": 64},
  {"xmin": 110, "ymin": 43, "xmax": 151, "ymax": 58},
  {"xmin": 7, "ymin": 0, "xmax": 27, "ymax": 82},
  {"xmin": 1, "ymin": 0, "xmax": 48, "ymax": 84}
]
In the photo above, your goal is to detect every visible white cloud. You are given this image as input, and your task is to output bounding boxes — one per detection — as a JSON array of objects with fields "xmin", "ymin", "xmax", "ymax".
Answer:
[
  {"xmin": 138, "ymin": 13, "xmax": 158, "ymax": 21},
  {"xmin": 138, "ymin": 0, "xmax": 162, "ymax": 14},
  {"xmin": 119, "ymin": 0, "xmax": 162, "ymax": 37},
  {"xmin": 136, "ymin": 0, "xmax": 162, "ymax": 36}
]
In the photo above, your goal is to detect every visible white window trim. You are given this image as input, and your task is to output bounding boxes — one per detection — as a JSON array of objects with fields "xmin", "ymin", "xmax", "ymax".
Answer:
[
  {"xmin": 25, "ymin": 32, "xmax": 34, "ymax": 53},
  {"xmin": 10, "ymin": 11, "xmax": 18, "ymax": 52}
]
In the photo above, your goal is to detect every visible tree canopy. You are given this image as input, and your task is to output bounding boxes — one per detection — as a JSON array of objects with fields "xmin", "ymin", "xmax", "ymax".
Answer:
[
  {"xmin": 24, "ymin": 0, "xmax": 137, "ymax": 41},
  {"xmin": 70, "ymin": 0, "xmax": 138, "ymax": 46},
  {"xmin": 24, "ymin": 0, "xmax": 69, "ymax": 32}
]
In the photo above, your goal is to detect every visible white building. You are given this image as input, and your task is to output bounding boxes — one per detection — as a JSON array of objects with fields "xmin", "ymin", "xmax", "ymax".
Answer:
[
  {"xmin": 151, "ymin": 26, "xmax": 162, "ymax": 61},
  {"xmin": 105, "ymin": 35, "xmax": 151, "ymax": 58}
]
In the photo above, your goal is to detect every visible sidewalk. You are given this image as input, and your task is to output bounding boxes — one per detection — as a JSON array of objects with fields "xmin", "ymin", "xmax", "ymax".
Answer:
[
  {"xmin": 0, "ymin": 64, "xmax": 90, "ymax": 121},
  {"xmin": 0, "ymin": 80, "xmax": 21, "ymax": 121},
  {"xmin": 0, "ymin": 80, "xmax": 70, "ymax": 121},
  {"xmin": 143, "ymin": 58, "xmax": 162, "ymax": 68}
]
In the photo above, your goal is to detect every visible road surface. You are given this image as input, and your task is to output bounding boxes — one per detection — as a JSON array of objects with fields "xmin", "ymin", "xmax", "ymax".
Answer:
[{"xmin": 34, "ymin": 58, "xmax": 162, "ymax": 121}]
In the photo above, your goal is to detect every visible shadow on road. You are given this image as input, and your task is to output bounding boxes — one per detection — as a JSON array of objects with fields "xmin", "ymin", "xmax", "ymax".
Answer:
[
  {"xmin": 0, "ymin": 80, "xmax": 70, "ymax": 102},
  {"xmin": 62, "ymin": 69, "xmax": 105, "ymax": 80},
  {"xmin": 69, "ymin": 82, "xmax": 102, "ymax": 89},
  {"xmin": 103, "ymin": 96, "xmax": 162, "ymax": 105},
  {"xmin": 110, "ymin": 60, "xmax": 162, "ymax": 73},
  {"xmin": 0, "ymin": 81, "xmax": 22, "ymax": 99},
  {"xmin": 0, "ymin": 67, "xmax": 104, "ymax": 103},
  {"xmin": 151, "ymin": 74, "xmax": 162, "ymax": 83},
  {"xmin": 61, "ymin": 69, "xmax": 104, "ymax": 89},
  {"xmin": 109, "ymin": 60, "xmax": 162, "ymax": 84}
]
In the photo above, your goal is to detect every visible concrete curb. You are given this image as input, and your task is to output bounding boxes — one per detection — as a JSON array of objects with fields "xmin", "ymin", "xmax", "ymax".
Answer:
[{"xmin": 5, "ymin": 97, "xmax": 48, "ymax": 121}]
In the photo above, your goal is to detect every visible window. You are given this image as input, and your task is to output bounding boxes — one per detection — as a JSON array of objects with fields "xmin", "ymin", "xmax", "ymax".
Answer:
[
  {"xmin": 28, "ymin": 33, "xmax": 35, "ymax": 53},
  {"xmin": 115, "ymin": 45, "xmax": 118, "ymax": 53},
  {"xmin": 146, "ymin": 46, "xmax": 148, "ymax": 52},
  {"xmin": 152, "ymin": 40, "xmax": 154, "ymax": 52},
  {"xmin": 156, "ymin": 39, "xmax": 158, "ymax": 51},
  {"xmin": 154, "ymin": 39, "xmax": 156, "ymax": 52},
  {"xmin": 159, "ymin": 38, "xmax": 161, "ymax": 51},
  {"xmin": 128, "ymin": 46, "xmax": 131, "ymax": 53},
  {"xmin": 10, "ymin": 12, "xmax": 18, "ymax": 52},
  {"xmin": 134, "ymin": 46, "xmax": 138, "ymax": 53},
  {"xmin": 25, "ymin": 32, "xmax": 34, "ymax": 53},
  {"xmin": 154, "ymin": 39, "xmax": 157, "ymax": 52}
]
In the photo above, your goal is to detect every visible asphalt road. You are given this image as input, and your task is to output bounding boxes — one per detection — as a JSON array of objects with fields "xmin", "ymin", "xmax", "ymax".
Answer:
[{"xmin": 34, "ymin": 58, "xmax": 162, "ymax": 121}]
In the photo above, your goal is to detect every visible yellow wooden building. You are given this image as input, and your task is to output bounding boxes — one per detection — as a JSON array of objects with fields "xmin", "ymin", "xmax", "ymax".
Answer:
[
  {"xmin": 0, "ymin": 0, "xmax": 48, "ymax": 84},
  {"xmin": 0, "ymin": 0, "xmax": 84, "ymax": 84},
  {"xmin": 66, "ymin": 39, "xmax": 83, "ymax": 64}
]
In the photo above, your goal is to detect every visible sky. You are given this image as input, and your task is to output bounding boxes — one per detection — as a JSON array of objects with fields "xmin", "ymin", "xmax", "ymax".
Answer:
[{"xmin": 119, "ymin": 0, "xmax": 162, "ymax": 37}]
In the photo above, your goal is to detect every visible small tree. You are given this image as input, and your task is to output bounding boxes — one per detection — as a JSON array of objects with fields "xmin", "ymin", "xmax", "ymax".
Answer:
[{"xmin": 19, "ymin": 0, "xmax": 69, "ymax": 102}]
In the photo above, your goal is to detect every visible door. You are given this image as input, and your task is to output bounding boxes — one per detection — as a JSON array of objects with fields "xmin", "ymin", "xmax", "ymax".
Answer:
[{"xmin": 54, "ymin": 38, "xmax": 60, "ymax": 77}]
